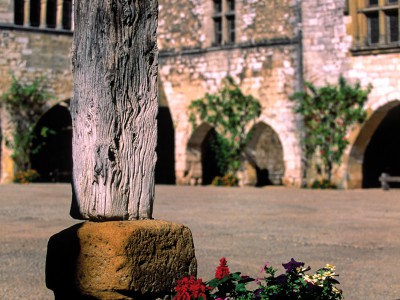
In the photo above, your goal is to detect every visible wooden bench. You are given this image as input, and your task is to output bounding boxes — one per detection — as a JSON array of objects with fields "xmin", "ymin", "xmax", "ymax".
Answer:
[{"xmin": 379, "ymin": 173, "xmax": 400, "ymax": 190}]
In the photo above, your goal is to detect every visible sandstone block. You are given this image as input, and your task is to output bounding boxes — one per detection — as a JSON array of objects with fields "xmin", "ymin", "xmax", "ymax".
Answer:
[{"xmin": 46, "ymin": 220, "xmax": 197, "ymax": 299}]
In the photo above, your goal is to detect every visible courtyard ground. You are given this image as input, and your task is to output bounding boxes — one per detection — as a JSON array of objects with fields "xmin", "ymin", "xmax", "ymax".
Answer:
[{"xmin": 0, "ymin": 184, "xmax": 399, "ymax": 299}]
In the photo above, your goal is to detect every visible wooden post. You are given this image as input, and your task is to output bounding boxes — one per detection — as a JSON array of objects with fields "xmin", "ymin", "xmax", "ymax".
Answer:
[
  {"xmin": 70, "ymin": 0, "xmax": 159, "ymax": 221},
  {"xmin": 47, "ymin": 2, "xmax": 196, "ymax": 298}
]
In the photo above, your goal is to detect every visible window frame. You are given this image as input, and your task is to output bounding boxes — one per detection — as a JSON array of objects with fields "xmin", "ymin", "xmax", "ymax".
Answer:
[
  {"xmin": 351, "ymin": 0, "xmax": 400, "ymax": 54},
  {"xmin": 12, "ymin": 0, "xmax": 73, "ymax": 32},
  {"xmin": 212, "ymin": 0, "xmax": 235, "ymax": 46}
]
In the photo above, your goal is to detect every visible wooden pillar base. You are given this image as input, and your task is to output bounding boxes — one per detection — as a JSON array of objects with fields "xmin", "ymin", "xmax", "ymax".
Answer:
[{"xmin": 46, "ymin": 220, "xmax": 197, "ymax": 299}]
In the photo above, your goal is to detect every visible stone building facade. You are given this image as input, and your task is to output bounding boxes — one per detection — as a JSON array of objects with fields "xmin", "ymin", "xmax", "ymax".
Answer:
[
  {"xmin": 1, "ymin": 0, "xmax": 400, "ymax": 189},
  {"xmin": 158, "ymin": 0, "xmax": 303, "ymax": 186},
  {"xmin": 0, "ymin": 0, "xmax": 73, "ymax": 183},
  {"xmin": 302, "ymin": 0, "xmax": 400, "ymax": 188}
]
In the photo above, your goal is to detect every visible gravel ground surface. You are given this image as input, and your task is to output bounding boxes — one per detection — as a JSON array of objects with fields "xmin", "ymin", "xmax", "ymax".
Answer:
[{"xmin": 0, "ymin": 184, "xmax": 400, "ymax": 299}]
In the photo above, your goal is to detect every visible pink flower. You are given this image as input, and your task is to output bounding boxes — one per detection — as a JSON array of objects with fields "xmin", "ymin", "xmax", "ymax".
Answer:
[{"xmin": 260, "ymin": 261, "xmax": 269, "ymax": 273}]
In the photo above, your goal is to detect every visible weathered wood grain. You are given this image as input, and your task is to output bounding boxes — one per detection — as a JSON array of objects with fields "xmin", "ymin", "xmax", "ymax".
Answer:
[{"xmin": 70, "ymin": 0, "xmax": 158, "ymax": 220}]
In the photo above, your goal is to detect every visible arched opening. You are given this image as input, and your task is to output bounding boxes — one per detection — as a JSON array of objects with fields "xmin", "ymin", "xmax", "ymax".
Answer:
[
  {"xmin": 30, "ymin": 101, "xmax": 72, "ymax": 182},
  {"xmin": 348, "ymin": 100, "xmax": 400, "ymax": 188},
  {"xmin": 363, "ymin": 104, "xmax": 400, "ymax": 188},
  {"xmin": 244, "ymin": 122, "xmax": 285, "ymax": 186},
  {"xmin": 185, "ymin": 123, "xmax": 221, "ymax": 185},
  {"xmin": 155, "ymin": 79, "xmax": 175, "ymax": 184},
  {"xmin": 155, "ymin": 106, "xmax": 176, "ymax": 184}
]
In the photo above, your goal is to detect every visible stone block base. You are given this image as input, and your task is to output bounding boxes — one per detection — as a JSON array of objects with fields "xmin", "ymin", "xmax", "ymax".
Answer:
[{"xmin": 46, "ymin": 220, "xmax": 197, "ymax": 299}]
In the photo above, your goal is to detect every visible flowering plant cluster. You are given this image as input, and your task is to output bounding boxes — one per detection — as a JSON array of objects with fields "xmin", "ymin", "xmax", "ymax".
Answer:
[
  {"xmin": 13, "ymin": 168, "xmax": 40, "ymax": 183},
  {"xmin": 174, "ymin": 276, "xmax": 211, "ymax": 300},
  {"xmin": 211, "ymin": 174, "xmax": 239, "ymax": 187},
  {"xmin": 174, "ymin": 258, "xmax": 343, "ymax": 300},
  {"xmin": 290, "ymin": 76, "xmax": 370, "ymax": 185},
  {"xmin": 189, "ymin": 76, "xmax": 261, "ymax": 182}
]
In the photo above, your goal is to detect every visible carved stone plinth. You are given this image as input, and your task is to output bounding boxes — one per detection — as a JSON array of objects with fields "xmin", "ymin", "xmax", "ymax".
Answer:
[{"xmin": 46, "ymin": 220, "xmax": 197, "ymax": 299}]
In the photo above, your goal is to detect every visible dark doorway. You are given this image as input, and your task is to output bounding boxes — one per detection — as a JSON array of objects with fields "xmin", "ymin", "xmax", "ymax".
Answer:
[
  {"xmin": 255, "ymin": 167, "xmax": 273, "ymax": 187},
  {"xmin": 363, "ymin": 105, "xmax": 400, "ymax": 188},
  {"xmin": 155, "ymin": 107, "xmax": 175, "ymax": 184},
  {"xmin": 185, "ymin": 123, "xmax": 221, "ymax": 185},
  {"xmin": 31, "ymin": 103, "xmax": 72, "ymax": 182},
  {"xmin": 201, "ymin": 129, "xmax": 221, "ymax": 185},
  {"xmin": 245, "ymin": 122, "xmax": 285, "ymax": 187}
]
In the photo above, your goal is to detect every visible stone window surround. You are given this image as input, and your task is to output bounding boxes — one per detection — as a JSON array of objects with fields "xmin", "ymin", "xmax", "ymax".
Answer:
[
  {"xmin": 212, "ymin": 0, "xmax": 235, "ymax": 46},
  {"xmin": 350, "ymin": 0, "xmax": 400, "ymax": 55},
  {"xmin": 13, "ymin": 0, "xmax": 74, "ymax": 31}
]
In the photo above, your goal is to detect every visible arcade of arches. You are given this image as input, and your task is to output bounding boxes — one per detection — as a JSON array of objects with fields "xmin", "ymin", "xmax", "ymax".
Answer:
[
  {"xmin": 2, "ymin": 100, "xmax": 400, "ymax": 189},
  {"xmin": 28, "ymin": 100, "xmax": 176, "ymax": 184},
  {"xmin": 183, "ymin": 122, "xmax": 285, "ymax": 187}
]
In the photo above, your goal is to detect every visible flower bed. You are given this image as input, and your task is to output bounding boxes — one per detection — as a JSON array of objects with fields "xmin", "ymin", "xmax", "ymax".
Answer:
[{"xmin": 174, "ymin": 258, "xmax": 343, "ymax": 300}]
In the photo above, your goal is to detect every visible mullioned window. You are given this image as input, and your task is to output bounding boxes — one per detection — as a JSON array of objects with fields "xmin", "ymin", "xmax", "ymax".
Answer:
[
  {"xmin": 350, "ymin": 0, "xmax": 399, "ymax": 53},
  {"xmin": 212, "ymin": 0, "xmax": 235, "ymax": 45},
  {"xmin": 13, "ymin": 0, "xmax": 73, "ymax": 31}
]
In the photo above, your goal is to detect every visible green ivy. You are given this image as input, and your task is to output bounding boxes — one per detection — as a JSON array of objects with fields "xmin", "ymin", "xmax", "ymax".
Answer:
[
  {"xmin": 1, "ymin": 75, "xmax": 54, "ymax": 177},
  {"xmin": 189, "ymin": 77, "xmax": 261, "ymax": 181},
  {"xmin": 290, "ymin": 76, "xmax": 371, "ymax": 184}
]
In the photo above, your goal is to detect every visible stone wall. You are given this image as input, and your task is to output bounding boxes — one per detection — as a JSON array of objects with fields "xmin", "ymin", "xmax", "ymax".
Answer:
[
  {"xmin": 0, "ymin": 28, "xmax": 72, "ymax": 182},
  {"xmin": 158, "ymin": 0, "xmax": 206, "ymax": 50},
  {"xmin": 0, "ymin": 0, "xmax": 13, "ymax": 23},
  {"xmin": 158, "ymin": 0, "xmax": 298, "ymax": 51},
  {"xmin": 238, "ymin": 0, "xmax": 297, "ymax": 43},
  {"xmin": 302, "ymin": 0, "xmax": 351, "ymax": 85}
]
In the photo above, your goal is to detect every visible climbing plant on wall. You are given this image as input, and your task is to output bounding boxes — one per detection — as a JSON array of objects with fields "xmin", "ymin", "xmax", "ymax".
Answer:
[
  {"xmin": 1, "ymin": 75, "xmax": 54, "ymax": 181},
  {"xmin": 189, "ymin": 77, "xmax": 261, "ymax": 185},
  {"xmin": 290, "ymin": 76, "xmax": 371, "ymax": 186}
]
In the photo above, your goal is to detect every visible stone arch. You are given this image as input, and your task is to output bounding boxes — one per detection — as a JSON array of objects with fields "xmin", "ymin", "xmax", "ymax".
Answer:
[
  {"xmin": 243, "ymin": 122, "xmax": 285, "ymax": 186},
  {"xmin": 30, "ymin": 100, "xmax": 72, "ymax": 182},
  {"xmin": 347, "ymin": 100, "xmax": 400, "ymax": 188},
  {"xmin": 155, "ymin": 79, "xmax": 176, "ymax": 184},
  {"xmin": 183, "ymin": 123, "xmax": 221, "ymax": 185}
]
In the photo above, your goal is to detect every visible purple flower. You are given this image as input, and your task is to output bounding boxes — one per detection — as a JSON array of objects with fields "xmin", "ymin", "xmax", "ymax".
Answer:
[
  {"xmin": 306, "ymin": 281, "xmax": 319, "ymax": 290},
  {"xmin": 275, "ymin": 274, "xmax": 286, "ymax": 285},
  {"xmin": 282, "ymin": 258, "xmax": 304, "ymax": 273},
  {"xmin": 254, "ymin": 288, "xmax": 263, "ymax": 299}
]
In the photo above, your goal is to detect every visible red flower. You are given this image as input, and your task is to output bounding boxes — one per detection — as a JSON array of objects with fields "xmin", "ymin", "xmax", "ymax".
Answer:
[
  {"xmin": 215, "ymin": 257, "xmax": 230, "ymax": 280},
  {"xmin": 174, "ymin": 276, "xmax": 210, "ymax": 300}
]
